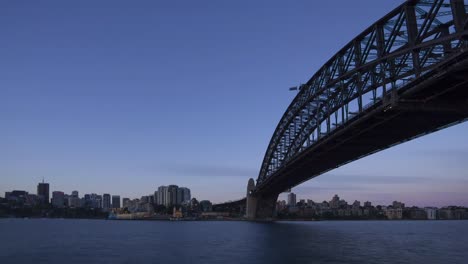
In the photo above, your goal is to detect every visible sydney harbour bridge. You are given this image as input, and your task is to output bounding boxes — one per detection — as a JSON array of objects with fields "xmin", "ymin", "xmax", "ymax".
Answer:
[{"xmin": 215, "ymin": 0, "xmax": 468, "ymax": 219}]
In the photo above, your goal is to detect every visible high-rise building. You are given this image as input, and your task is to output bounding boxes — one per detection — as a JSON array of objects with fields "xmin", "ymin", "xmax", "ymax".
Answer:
[
  {"xmin": 37, "ymin": 180, "xmax": 50, "ymax": 204},
  {"xmin": 156, "ymin": 185, "xmax": 189, "ymax": 206},
  {"xmin": 157, "ymin": 186, "xmax": 168, "ymax": 206},
  {"xmin": 178, "ymin": 187, "xmax": 191, "ymax": 203},
  {"xmin": 112, "ymin": 195, "xmax": 121, "ymax": 208},
  {"xmin": 177, "ymin": 188, "xmax": 183, "ymax": 205},
  {"xmin": 153, "ymin": 191, "xmax": 159, "ymax": 205},
  {"xmin": 68, "ymin": 195, "xmax": 81, "ymax": 208},
  {"xmin": 166, "ymin": 185, "xmax": 178, "ymax": 206},
  {"xmin": 147, "ymin": 195, "xmax": 154, "ymax": 204},
  {"xmin": 123, "ymin": 198, "xmax": 131, "ymax": 208},
  {"xmin": 85, "ymin": 193, "xmax": 102, "ymax": 208},
  {"xmin": 94, "ymin": 194, "xmax": 102, "ymax": 209},
  {"xmin": 103, "ymin": 194, "xmax": 111, "ymax": 209},
  {"xmin": 287, "ymin": 193, "xmax": 297, "ymax": 207},
  {"xmin": 51, "ymin": 191, "xmax": 65, "ymax": 208}
]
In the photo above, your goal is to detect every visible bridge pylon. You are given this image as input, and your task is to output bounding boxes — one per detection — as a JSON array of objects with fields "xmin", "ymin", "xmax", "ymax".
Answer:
[{"xmin": 246, "ymin": 178, "xmax": 278, "ymax": 220}]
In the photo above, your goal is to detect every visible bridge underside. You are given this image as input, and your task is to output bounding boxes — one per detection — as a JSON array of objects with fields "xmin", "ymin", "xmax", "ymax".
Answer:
[{"xmin": 253, "ymin": 56, "xmax": 468, "ymax": 208}]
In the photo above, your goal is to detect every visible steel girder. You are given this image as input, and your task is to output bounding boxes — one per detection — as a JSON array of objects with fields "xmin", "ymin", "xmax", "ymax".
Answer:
[{"xmin": 257, "ymin": 0, "xmax": 468, "ymax": 186}]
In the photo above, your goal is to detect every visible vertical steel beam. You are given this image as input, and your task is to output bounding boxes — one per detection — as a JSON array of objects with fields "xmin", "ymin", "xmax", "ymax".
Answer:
[
  {"xmin": 375, "ymin": 23, "xmax": 388, "ymax": 99},
  {"xmin": 353, "ymin": 40, "xmax": 363, "ymax": 112},
  {"xmin": 405, "ymin": 4, "xmax": 421, "ymax": 77},
  {"xmin": 440, "ymin": 25, "xmax": 453, "ymax": 56},
  {"xmin": 450, "ymin": 0, "xmax": 467, "ymax": 33}
]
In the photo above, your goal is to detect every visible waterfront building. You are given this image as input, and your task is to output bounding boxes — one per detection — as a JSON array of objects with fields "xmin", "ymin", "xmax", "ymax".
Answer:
[
  {"xmin": 93, "ymin": 194, "xmax": 102, "ymax": 209},
  {"xmin": 5, "ymin": 190, "xmax": 29, "ymax": 202},
  {"xmin": 112, "ymin": 195, "xmax": 121, "ymax": 208},
  {"xmin": 407, "ymin": 207, "xmax": 427, "ymax": 219},
  {"xmin": 173, "ymin": 207, "xmax": 183, "ymax": 218},
  {"xmin": 63, "ymin": 194, "xmax": 69, "ymax": 207},
  {"xmin": 276, "ymin": 200, "xmax": 287, "ymax": 211},
  {"xmin": 102, "ymin": 194, "xmax": 111, "ymax": 209},
  {"xmin": 330, "ymin": 194, "xmax": 340, "ymax": 209},
  {"xmin": 392, "ymin": 201, "xmax": 405, "ymax": 208},
  {"xmin": 299, "ymin": 199, "xmax": 306, "ymax": 206},
  {"xmin": 352, "ymin": 200, "xmax": 361, "ymax": 208},
  {"xmin": 425, "ymin": 207, "xmax": 437, "ymax": 220},
  {"xmin": 153, "ymin": 190, "xmax": 158, "ymax": 205},
  {"xmin": 147, "ymin": 195, "xmax": 154, "ymax": 204},
  {"xmin": 157, "ymin": 186, "xmax": 168, "ymax": 206},
  {"xmin": 37, "ymin": 181, "xmax": 50, "ymax": 204},
  {"xmin": 123, "ymin": 198, "xmax": 131, "ymax": 208},
  {"xmin": 352, "ymin": 200, "xmax": 362, "ymax": 216},
  {"xmin": 51, "ymin": 191, "xmax": 65, "ymax": 208},
  {"xmin": 364, "ymin": 201, "xmax": 372, "ymax": 207},
  {"xmin": 287, "ymin": 193, "xmax": 297, "ymax": 207},
  {"xmin": 68, "ymin": 196, "xmax": 81, "ymax": 208},
  {"xmin": 339, "ymin": 199, "xmax": 348, "ymax": 207},
  {"xmin": 438, "ymin": 207, "xmax": 468, "ymax": 220},
  {"xmin": 177, "ymin": 187, "xmax": 191, "ymax": 204},
  {"xmin": 166, "ymin": 185, "xmax": 178, "ymax": 206},
  {"xmin": 386, "ymin": 208, "xmax": 403, "ymax": 220},
  {"xmin": 177, "ymin": 189, "xmax": 183, "ymax": 205},
  {"xmin": 199, "ymin": 200, "xmax": 212, "ymax": 212}
]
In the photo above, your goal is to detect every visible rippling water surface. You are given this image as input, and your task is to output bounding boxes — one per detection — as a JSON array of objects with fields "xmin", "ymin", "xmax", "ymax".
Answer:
[{"xmin": 0, "ymin": 219, "xmax": 467, "ymax": 264}]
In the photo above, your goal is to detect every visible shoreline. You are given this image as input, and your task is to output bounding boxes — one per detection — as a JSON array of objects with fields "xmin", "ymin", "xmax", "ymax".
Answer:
[{"xmin": 2, "ymin": 216, "xmax": 467, "ymax": 222}]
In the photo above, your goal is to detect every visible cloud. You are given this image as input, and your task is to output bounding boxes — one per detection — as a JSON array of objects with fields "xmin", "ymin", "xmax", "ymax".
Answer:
[
  {"xmin": 313, "ymin": 173, "xmax": 433, "ymax": 185},
  {"xmin": 408, "ymin": 148, "xmax": 468, "ymax": 164},
  {"xmin": 162, "ymin": 163, "xmax": 258, "ymax": 178}
]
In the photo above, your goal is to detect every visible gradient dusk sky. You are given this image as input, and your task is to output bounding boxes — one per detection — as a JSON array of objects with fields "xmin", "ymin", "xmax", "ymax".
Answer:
[{"xmin": 1, "ymin": 0, "xmax": 467, "ymax": 207}]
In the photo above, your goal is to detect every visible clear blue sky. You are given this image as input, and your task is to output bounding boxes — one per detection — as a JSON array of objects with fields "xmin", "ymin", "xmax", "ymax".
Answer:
[{"xmin": 1, "ymin": 0, "xmax": 467, "ymax": 206}]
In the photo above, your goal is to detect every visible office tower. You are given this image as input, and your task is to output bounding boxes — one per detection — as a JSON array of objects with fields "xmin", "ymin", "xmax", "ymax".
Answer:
[
  {"xmin": 287, "ymin": 192, "xmax": 297, "ymax": 207},
  {"xmin": 147, "ymin": 195, "xmax": 154, "ymax": 204},
  {"xmin": 68, "ymin": 195, "xmax": 81, "ymax": 208},
  {"xmin": 177, "ymin": 188, "xmax": 183, "ymax": 205},
  {"xmin": 103, "ymin": 194, "xmax": 111, "ymax": 209},
  {"xmin": 122, "ymin": 198, "xmax": 131, "ymax": 208},
  {"xmin": 154, "ymin": 190, "xmax": 158, "ymax": 205},
  {"xmin": 178, "ymin": 187, "xmax": 191, "ymax": 203},
  {"xmin": 112, "ymin": 195, "xmax": 121, "ymax": 208},
  {"xmin": 51, "ymin": 191, "xmax": 65, "ymax": 208},
  {"xmin": 166, "ymin": 185, "xmax": 178, "ymax": 207},
  {"xmin": 37, "ymin": 180, "xmax": 50, "ymax": 204},
  {"xmin": 157, "ymin": 186, "xmax": 168, "ymax": 206}
]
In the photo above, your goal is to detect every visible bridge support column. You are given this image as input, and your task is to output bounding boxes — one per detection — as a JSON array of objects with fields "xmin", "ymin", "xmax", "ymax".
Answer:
[
  {"xmin": 246, "ymin": 179, "xmax": 257, "ymax": 219},
  {"xmin": 246, "ymin": 178, "xmax": 279, "ymax": 220}
]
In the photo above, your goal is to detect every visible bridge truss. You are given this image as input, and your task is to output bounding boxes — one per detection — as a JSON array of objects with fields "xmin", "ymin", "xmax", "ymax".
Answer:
[{"xmin": 257, "ymin": 0, "xmax": 468, "ymax": 188}]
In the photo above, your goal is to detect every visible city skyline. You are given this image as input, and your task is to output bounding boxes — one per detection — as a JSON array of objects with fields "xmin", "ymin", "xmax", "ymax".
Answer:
[
  {"xmin": 2, "ymin": 0, "xmax": 468, "ymax": 206},
  {"xmin": 3, "ymin": 177, "xmax": 467, "ymax": 209},
  {"xmin": 4, "ymin": 180, "xmax": 194, "ymax": 209}
]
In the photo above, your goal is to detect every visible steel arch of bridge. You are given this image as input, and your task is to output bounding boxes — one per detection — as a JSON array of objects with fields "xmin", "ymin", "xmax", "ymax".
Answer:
[{"xmin": 257, "ymin": 0, "xmax": 468, "ymax": 187}]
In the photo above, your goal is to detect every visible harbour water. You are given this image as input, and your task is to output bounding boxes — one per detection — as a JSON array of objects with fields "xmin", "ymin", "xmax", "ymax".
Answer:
[{"xmin": 0, "ymin": 219, "xmax": 467, "ymax": 264}]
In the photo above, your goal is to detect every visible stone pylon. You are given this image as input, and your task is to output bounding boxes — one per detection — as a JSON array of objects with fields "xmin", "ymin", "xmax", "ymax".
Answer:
[
  {"xmin": 246, "ymin": 178, "xmax": 278, "ymax": 220},
  {"xmin": 246, "ymin": 178, "xmax": 257, "ymax": 220}
]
